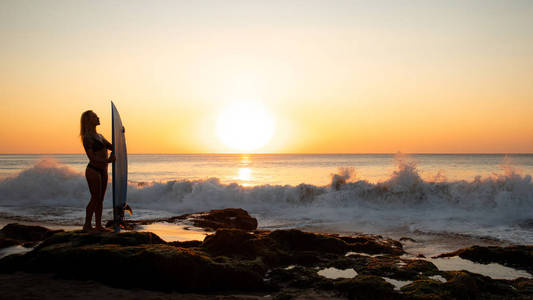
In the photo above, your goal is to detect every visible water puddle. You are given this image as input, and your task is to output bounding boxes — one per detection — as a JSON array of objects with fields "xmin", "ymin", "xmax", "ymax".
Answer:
[
  {"xmin": 428, "ymin": 275, "xmax": 447, "ymax": 282},
  {"xmin": 137, "ymin": 222, "xmax": 209, "ymax": 242},
  {"xmin": 382, "ymin": 277, "xmax": 412, "ymax": 290},
  {"xmin": 317, "ymin": 267, "xmax": 357, "ymax": 279},
  {"xmin": 0, "ymin": 245, "xmax": 33, "ymax": 259},
  {"xmin": 345, "ymin": 251, "xmax": 384, "ymax": 258},
  {"xmin": 427, "ymin": 256, "xmax": 532, "ymax": 280}
]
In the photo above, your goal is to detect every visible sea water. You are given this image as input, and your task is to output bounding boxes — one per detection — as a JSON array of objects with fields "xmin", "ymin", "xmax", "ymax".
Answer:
[{"xmin": 0, "ymin": 154, "xmax": 532, "ymax": 247}]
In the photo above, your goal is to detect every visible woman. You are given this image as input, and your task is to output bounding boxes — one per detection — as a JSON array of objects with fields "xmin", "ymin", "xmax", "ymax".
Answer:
[{"xmin": 80, "ymin": 110, "xmax": 115, "ymax": 232}]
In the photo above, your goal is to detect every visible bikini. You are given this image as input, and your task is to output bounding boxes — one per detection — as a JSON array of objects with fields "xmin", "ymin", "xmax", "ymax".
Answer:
[{"xmin": 83, "ymin": 134, "xmax": 110, "ymax": 177}]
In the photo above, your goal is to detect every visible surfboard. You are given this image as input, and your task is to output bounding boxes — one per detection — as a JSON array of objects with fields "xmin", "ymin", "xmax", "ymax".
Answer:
[{"xmin": 111, "ymin": 101, "xmax": 129, "ymax": 232}]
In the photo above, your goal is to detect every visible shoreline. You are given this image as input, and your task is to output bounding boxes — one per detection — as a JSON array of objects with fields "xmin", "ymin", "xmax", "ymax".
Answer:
[{"xmin": 0, "ymin": 216, "xmax": 509, "ymax": 258}]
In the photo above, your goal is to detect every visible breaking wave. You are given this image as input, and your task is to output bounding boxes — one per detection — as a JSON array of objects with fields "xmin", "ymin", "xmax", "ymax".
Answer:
[{"xmin": 1, "ymin": 156, "xmax": 532, "ymax": 243}]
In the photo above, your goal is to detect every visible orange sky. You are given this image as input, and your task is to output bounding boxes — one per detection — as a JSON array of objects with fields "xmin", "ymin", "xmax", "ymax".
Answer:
[{"xmin": 1, "ymin": 1, "xmax": 533, "ymax": 154}]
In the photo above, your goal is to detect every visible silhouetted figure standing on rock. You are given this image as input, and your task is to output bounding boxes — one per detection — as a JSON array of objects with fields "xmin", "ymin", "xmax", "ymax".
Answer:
[{"xmin": 80, "ymin": 110, "xmax": 115, "ymax": 232}]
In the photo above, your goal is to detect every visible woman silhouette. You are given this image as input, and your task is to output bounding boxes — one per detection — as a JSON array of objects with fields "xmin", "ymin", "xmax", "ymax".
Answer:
[{"xmin": 80, "ymin": 110, "xmax": 115, "ymax": 232}]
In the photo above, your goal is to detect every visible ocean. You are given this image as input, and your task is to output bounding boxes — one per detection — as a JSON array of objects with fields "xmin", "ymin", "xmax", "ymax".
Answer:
[{"xmin": 1, "ymin": 153, "xmax": 532, "ymax": 253}]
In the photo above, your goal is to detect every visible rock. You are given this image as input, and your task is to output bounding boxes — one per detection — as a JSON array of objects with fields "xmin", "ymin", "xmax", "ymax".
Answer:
[
  {"xmin": 436, "ymin": 245, "xmax": 533, "ymax": 273},
  {"xmin": 203, "ymin": 228, "xmax": 257, "ymax": 258},
  {"xmin": 36, "ymin": 230, "xmax": 167, "ymax": 250},
  {"xmin": 0, "ymin": 237, "xmax": 20, "ymax": 249},
  {"xmin": 188, "ymin": 208, "xmax": 258, "ymax": 231},
  {"xmin": 401, "ymin": 279, "xmax": 447, "ymax": 299},
  {"xmin": 405, "ymin": 260, "xmax": 439, "ymax": 274},
  {"xmin": 400, "ymin": 237, "xmax": 416, "ymax": 243},
  {"xmin": 0, "ymin": 230, "xmax": 264, "ymax": 292},
  {"xmin": 334, "ymin": 275, "xmax": 399, "ymax": 300},
  {"xmin": 202, "ymin": 229, "xmax": 352, "ymax": 266},
  {"xmin": 269, "ymin": 230, "xmax": 348, "ymax": 254},
  {"xmin": 514, "ymin": 278, "xmax": 533, "ymax": 295},
  {"xmin": 167, "ymin": 240, "xmax": 203, "ymax": 248},
  {"xmin": 268, "ymin": 265, "xmax": 329, "ymax": 290},
  {"xmin": 444, "ymin": 270, "xmax": 519, "ymax": 299},
  {"xmin": 114, "ymin": 208, "xmax": 258, "ymax": 232},
  {"xmin": 1, "ymin": 215, "xmax": 530, "ymax": 298},
  {"xmin": 0, "ymin": 223, "xmax": 63, "ymax": 243},
  {"xmin": 339, "ymin": 235, "xmax": 404, "ymax": 256}
]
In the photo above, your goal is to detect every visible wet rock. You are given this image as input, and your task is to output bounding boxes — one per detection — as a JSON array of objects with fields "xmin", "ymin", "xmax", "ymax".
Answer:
[
  {"xmin": 188, "ymin": 208, "xmax": 258, "ymax": 231},
  {"xmin": 353, "ymin": 256, "xmax": 437, "ymax": 281},
  {"xmin": 36, "ymin": 230, "xmax": 167, "ymax": 250},
  {"xmin": 167, "ymin": 240, "xmax": 203, "ymax": 248},
  {"xmin": 1, "ymin": 214, "xmax": 529, "ymax": 298},
  {"xmin": 268, "ymin": 265, "xmax": 329, "ymax": 290},
  {"xmin": 0, "ymin": 237, "xmax": 20, "ymax": 249},
  {"xmin": 401, "ymin": 279, "xmax": 447, "ymax": 299},
  {"xmin": 269, "ymin": 229, "xmax": 348, "ymax": 254},
  {"xmin": 514, "ymin": 278, "xmax": 533, "ymax": 295},
  {"xmin": 202, "ymin": 228, "xmax": 358, "ymax": 267},
  {"xmin": 363, "ymin": 256, "xmax": 409, "ymax": 279},
  {"xmin": 402, "ymin": 271, "xmax": 522, "ymax": 300},
  {"xmin": 116, "ymin": 208, "xmax": 258, "ymax": 231},
  {"xmin": 0, "ymin": 223, "xmax": 62, "ymax": 243},
  {"xmin": 203, "ymin": 228, "xmax": 257, "ymax": 258},
  {"xmin": 399, "ymin": 237, "xmax": 416, "ymax": 243},
  {"xmin": 334, "ymin": 275, "xmax": 399, "ymax": 300},
  {"xmin": 444, "ymin": 270, "xmax": 519, "ymax": 299},
  {"xmin": 339, "ymin": 235, "xmax": 404, "ymax": 256},
  {"xmin": 0, "ymin": 230, "xmax": 264, "ymax": 292},
  {"xmin": 436, "ymin": 245, "xmax": 533, "ymax": 273},
  {"xmin": 405, "ymin": 260, "xmax": 439, "ymax": 275}
]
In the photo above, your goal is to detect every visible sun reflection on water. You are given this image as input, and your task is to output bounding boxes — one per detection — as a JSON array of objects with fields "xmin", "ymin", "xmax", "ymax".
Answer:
[
  {"xmin": 238, "ymin": 168, "xmax": 252, "ymax": 181},
  {"xmin": 240, "ymin": 155, "xmax": 250, "ymax": 165}
]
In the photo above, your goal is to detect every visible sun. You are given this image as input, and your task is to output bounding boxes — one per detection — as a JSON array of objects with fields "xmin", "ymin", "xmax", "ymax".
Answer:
[{"xmin": 216, "ymin": 101, "xmax": 275, "ymax": 152}]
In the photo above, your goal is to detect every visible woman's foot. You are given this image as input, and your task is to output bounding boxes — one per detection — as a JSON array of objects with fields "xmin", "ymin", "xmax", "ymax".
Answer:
[
  {"xmin": 82, "ymin": 224, "xmax": 93, "ymax": 232},
  {"xmin": 94, "ymin": 226, "xmax": 112, "ymax": 232}
]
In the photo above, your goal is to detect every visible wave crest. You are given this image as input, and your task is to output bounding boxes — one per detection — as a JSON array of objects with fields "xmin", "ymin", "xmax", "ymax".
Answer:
[{"xmin": 0, "ymin": 156, "xmax": 532, "ymax": 243}]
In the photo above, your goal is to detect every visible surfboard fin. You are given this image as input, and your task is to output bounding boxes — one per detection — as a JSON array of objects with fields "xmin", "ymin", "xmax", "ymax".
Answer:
[{"xmin": 124, "ymin": 203, "xmax": 133, "ymax": 216}]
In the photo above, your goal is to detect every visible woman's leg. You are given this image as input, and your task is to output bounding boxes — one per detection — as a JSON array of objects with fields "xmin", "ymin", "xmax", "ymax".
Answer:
[
  {"xmin": 94, "ymin": 170, "xmax": 108, "ymax": 230},
  {"xmin": 84, "ymin": 168, "xmax": 101, "ymax": 231}
]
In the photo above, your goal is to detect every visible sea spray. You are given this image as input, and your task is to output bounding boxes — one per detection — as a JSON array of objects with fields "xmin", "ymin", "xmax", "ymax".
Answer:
[{"xmin": 0, "ymin": 156, "xmax": 532, "ymax": 243}]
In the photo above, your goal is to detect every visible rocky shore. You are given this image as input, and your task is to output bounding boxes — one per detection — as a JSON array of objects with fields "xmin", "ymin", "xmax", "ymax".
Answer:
[{"xmin": 1, "ymin": 208, "xmax": 532, "ymax": 299}]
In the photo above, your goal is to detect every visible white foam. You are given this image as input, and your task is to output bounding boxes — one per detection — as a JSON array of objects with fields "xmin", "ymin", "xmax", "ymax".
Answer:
[{"xmin": 1, "ymin": 157, "xmax": 532, "ymax": 244}]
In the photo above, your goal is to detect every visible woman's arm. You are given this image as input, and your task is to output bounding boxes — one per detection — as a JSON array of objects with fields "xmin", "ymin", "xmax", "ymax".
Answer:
[{"xmin": 101, "ymin": 135, "xmax": 113, "ymax": 150}]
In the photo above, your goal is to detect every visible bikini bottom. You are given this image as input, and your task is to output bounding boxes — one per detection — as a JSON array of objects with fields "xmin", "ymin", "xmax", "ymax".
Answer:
[{"xmin": 87, "ymin": 163, "xmax": 106, "ymax": 177}]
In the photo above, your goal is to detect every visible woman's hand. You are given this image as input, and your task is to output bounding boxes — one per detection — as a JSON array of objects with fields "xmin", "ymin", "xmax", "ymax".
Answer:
[{"xmin": 107, "ymin": 152, "xmax": 116, "ymax": 163}]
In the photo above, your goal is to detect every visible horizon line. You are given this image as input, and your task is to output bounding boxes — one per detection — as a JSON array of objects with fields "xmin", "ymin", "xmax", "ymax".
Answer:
[{"xmin": 1, "ymin": 152, "xmax": 533, "ymax": 155}]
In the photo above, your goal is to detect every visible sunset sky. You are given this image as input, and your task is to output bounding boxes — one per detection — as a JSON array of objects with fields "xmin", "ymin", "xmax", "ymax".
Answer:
[{"xmin": 1, "ymin": 0, "xmax": 532, "ymax": 154}]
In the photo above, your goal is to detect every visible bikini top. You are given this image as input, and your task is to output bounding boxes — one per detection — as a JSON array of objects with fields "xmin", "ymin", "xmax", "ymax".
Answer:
[{"xmin": 83, "ymin": 134, "xmax": 111, "ymax": 152}]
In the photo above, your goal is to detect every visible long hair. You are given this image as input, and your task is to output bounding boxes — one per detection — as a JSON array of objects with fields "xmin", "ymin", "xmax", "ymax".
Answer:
[{"xmin": 80, "ymin": 110, "xmax": 94, "ymax": 140}]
